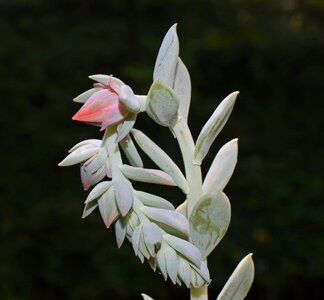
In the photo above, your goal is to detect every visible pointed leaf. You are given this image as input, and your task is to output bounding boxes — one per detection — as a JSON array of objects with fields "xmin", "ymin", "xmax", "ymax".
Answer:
[
  {"xmin": 143, "ymin": 222, "xmax": 162, "ymax": 246},
  {"xmin": 203, "ymin": 139, "xmax": 238, "ymax": 194},
  {"xmin": 132, "ymin": 129, "xmax": 188, "ymax": 193},
  {"xmin": 175, "ymin": 200, "xmax": 187, "ymax": 217},
  {"xmin": 82, "ymin": 201, "xmax": 98, "ymax": 219},
  {"xmin": 132, "ymin": 225, "xmax": 141, "ymax": 255},
  {"xmin": 141, "ymin": 294, "xmax": 154, "ymax": 300},
  {"xmin": 177, "ymin": 257, "xmax": 191, "ymax": 288},
  {"xmin": 189, "ymin": 191, "xmax": 231, "ymax": 259},
  {"xmin": 98, "ymin": 187, "xmax": 119, "ymax": 228},
  {"xmin": 134, "ymin": 191, "xmax": 174, "ymax": 210},
  {"xmin": 217, "ymin": 254, "xmax": 255, "ymax": 300},
  {"xmin": 153, "ymin": 24, "xmax": 179, "ymax": 87},
  {"xmin": 163, "ymin": 234, "xmax": 201, "ymax": 268},
  {"xmin": 141, "ymin": 207, "xmax": 189, "ymax": 238},
  {"xmin": 59, "ymin": 145, "xmax": 98, "ymax": 166},
  {"xmin": 194, "ymin": 92, "xmax": 239, "ymax": 165},
  {"xmin": 173, "ymin": 57, "xmax": 191, "ymax": 120},
  {"xmin": 68, "ymin": 139, "xmax": 101, "ymax": 153},
  {"xmin": 157, "ymin": 247, "xmax": 168, "ymax": 280},
  {"xmin": 114, "ymin": 179, "xmax": 134, "ymax": 216},
  {"xmin": 146, "ymin": 80, "xmax": 179, "ymax": 127},
  {"xmin": 119, "ymin": 134, "xmax": 143, "ymax": 168},
  {"xmin": 115, "ymin": 218, "xmax": 127, "ymax": 248},
  {"xmin": 165, "ymin": 246, "xmax": 178, "ymax": 284},
  {"xmin": 116, "ymin": 113, "xmax": 137, "ymax": 143},
  {"xmin": 120, "ymin": 165, "xmax": 176, "ymax": 186},
  {"xmin": 85, "ymin": 181, "xmax": 112, "ymax": 204}
]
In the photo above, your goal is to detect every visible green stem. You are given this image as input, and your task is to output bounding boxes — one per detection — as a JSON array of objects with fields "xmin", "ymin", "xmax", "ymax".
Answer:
[
  {"xmin": 102, "ymin": 126, "xmax": 123, "ymax": 178},
  {"xmin": 173, "ymin": 117, "xmax": 208, "ymax": 300}
]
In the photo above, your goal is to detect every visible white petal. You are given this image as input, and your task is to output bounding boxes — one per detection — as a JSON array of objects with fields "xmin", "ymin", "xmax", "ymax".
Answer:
[
  {"xmin": 85, "ymin": 181, "xmax": 112, "ymax": 204},
  {"xmin": 73, "ymin": 88, "xmax": 101, "ymax": 103},
  {"xmin": 59, "ymin": 145, "xmax": 98, "ymax": 166},
  {"xmin": 134, "ymin": 191, "xmax": 174, "ymax": 210},
  {"xmin": 113, "ymin": 179, "xmax": 134, "ymax": 216},
  {"xmin": 98, "ymin": 187, "xmax": 119, "ymax": 228},
  {"xmin": 119, "ymin": 134, "xmax": 143, "ymax": 168}
]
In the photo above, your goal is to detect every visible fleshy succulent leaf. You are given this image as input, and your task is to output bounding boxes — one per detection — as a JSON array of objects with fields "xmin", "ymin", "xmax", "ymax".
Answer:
[
  {"xmin": 120, "ymin": 165, "xmax": 176, "ymax": 186},
  {"xmin": 59, "ymin": 145, "xmax": 98, "ymax": 166},
  {"xmin": 217, "ymin": 254, "xmax": 255, "ymax": 300},
  {"xmin": 98, "ymin": 187, "xmax": 119, "ymax": 228},
  {"xmin": 203, "ymin": 139, "xmax": 238, "ymax": 194},
  {"xmin": 173, "ymin": 57, "xmax": 191, "ymax": 120},
  {"xmin": 163, "ymin": 234, "xmax": 202, "ymax": 268},
  {"xmin": 141, "ymin": 207, "xmax": 189, "ymax": 239},
  {"xmin": 153, "ymin": 24, "xmax": 179, "ymax": 87},
  {"xmin": 134, "ymin": 191, "xmax": 174, "ymax": 210},
  {"xmin": 113, "ymin": 179, "xmax": 133, "ymax": 216},
  {"xmin": 189, "ymin": 191, "xmax": 231, "ymax": 259},
  {"xmin": 194, "ymin": 91, "xmax": 239, "ymax": 165},
  {"xmin": 131, "ymin": 129, "xmax": 188, "ymax": 193},
  {"xmin": 119, "ymin": 134, "xmax": 143, "ymax": 168},
  {"xmin": 146, "ymin": 80, "xmax": 179, "ymax": 127},
  {"xmin": 84, "ymin": 181, "xmax": 112, "ymax": 204}
]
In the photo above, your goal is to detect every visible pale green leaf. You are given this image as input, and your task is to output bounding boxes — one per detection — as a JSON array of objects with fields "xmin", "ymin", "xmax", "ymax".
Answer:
[
  {"xmin": 189, "ymin": 191, "xmax": 231, "ymax": 259},
  {"xmin": 173, "ymin": 57, "xmax": 191, "ymax": 120},
  {"xmin": 68, "ymin": 139, "xmax": 101, "ymax": 153},
  {"xmin": 82, "ymin": 201, "xmax": 98, "ymax": 219},
  {"xmin": 153, "ymin": 24, "xmax": 179, "ymax": 87},
  {"xmin": 119, "ymin": 134, "xmax": 143, "ymax": 167},
  {"xmin": 113, "ymin": 179, "xmax": 133, "ymax": 216},
  {"xmin": 194, "ymin": 91, "xmax": 239, "ymax": 165},
  {"xmin": 59, "ymin": 145, "xmax": 98, "ymax": 166},
  {"xmin": 163, "ymin": 234, "xmax": 201, "ymax": 268},
  {"xmin": 115, "ymin": 218, "xmax": 127, "ymax": 248},
  {"xmin": 134, "ymin": 191, "xmax": 174, "ymax": 210},
  {"xmin": 203, "ymin": 139, "xmax": 238, "ymax": 194},
  {"xmin": 141, "ymin": 207, "xmax": 189, "ymax": 239},
  {"xmin": 131, "ymin": 129, "xmax": 188, "ymax": 193},
  {"xmin": 84, "ymin": 181, "xmax": 112, "ymax": 204},
  {"xmin": 165, "ymin": 246, "xmax": 178, "ymax": 284},
  {"xmin": 146, "ymin": 80, "xmax": 179, "ymax": 127},
  {"xmin": 98, "ymin": 187, "xmax": 119, "ymax": 228},
  {"xmin": 116, "ymin": 113, "xmax": 137, "ymax": 143},
  {"xmin": 217, "ymin": 254, "xmax": 255, "ymax": 300},
  {"xmin": 141, "ymin": 293, "xmax": 154, "ymax": 300},
  {"xmin": 120, "ymin": 165, "xmax": 176, "ymax": 186}
]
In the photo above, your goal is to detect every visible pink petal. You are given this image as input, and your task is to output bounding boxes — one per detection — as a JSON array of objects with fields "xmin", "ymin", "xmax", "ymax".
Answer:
[
  {"xmin": 100, "ymin": 104, "xmax": 128, "ymax": 131},
  {"xmin": 72, "ymin": 89, "xmax": 118, "ymax": 123}
]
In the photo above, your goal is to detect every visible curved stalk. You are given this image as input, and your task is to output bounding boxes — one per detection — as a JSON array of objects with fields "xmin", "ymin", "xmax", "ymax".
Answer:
[{"xmin": 173, "ymin": 117, "xmax": 208, "ymax": 300}]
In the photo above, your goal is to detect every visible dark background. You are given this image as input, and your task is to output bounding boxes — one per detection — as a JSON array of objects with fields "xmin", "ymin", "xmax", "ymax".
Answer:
[{"xmin": 1, "ymin": 0, "xmax": 323, "ymax": 299}]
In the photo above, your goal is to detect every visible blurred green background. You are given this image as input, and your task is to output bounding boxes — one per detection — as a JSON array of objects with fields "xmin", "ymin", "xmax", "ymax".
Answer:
[{"xmin": 0, "ymin": 0, "xmax": 323, "ymax": 299}]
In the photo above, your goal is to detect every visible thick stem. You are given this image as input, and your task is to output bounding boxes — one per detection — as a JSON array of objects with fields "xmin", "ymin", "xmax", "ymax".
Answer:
[
  {"xmin": 102, "ymin": 126, "xmax": 123, "ymax": 178},
  {"xmin": 173, "ymin": 117, "xmax": 208, "ymax": 300}
]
